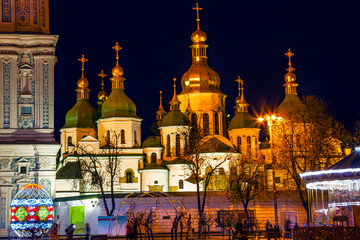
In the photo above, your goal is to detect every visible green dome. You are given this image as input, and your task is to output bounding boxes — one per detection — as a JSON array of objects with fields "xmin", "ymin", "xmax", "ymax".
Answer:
[
  {"xmin": 149, "ymin": 121, "xmax": 161, "ymax": 136},
  {"xmin": 142, "ymin": 136, "xmax": 163, "ymax": 148},
  {"xmin": 101, "ymin": 89, "xmax": 139, "ymax": 119},
  {"xmin": 228, "ymin": 112, "xmax": 257, "ymax": 130},
  {"xmin": 160, "ymin": 110, "xmax": 190, "ymax": 127},
  {"xmin": 62, "ymin": 99, "xmax": 97, "ymax": 129}
]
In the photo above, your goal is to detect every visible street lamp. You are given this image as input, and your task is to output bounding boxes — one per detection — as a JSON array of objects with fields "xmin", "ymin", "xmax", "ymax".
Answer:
[{"xmin": 258, "ymin": 115, "xmax": 281, "ymax": 227}]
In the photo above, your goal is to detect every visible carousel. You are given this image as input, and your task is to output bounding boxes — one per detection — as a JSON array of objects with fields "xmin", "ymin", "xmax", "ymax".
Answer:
[{"xmin": 300, "ymin": 147, "xmax": 360, "ymax": 227}]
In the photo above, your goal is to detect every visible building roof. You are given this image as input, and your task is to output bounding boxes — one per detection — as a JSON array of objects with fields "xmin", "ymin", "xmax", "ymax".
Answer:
[
  {"xmin": 160, "ymin": 110, "xmax": 190, "ymax": 127},
  {"xmin": 165, "ymin": 157, "xmax": 193, "ymax": 165},
  {"xmin": 141, "ymin": 163, "xmax": 169, "ymax": 171},
  {"xmin": 328, "ymin": 149, "xmax": 360, "ymax": 170},
  {"xmin": 142, "ymin": 136, "xmax": 163, "ymax": 148},
  {"xmin": 56, "ymin": 161, "xmax": 82, "ymax": 179},
  {"xmin": 62, "ymin": 99, "xmax": 97, "ymax": 129},
  {"xmin": 228, "ymin": 111, "xmax": 257, "ymax": 130},
  {"xmin": 200, "ymin": 135, "xmax": 235, "ymax": 153},
  {"xmin": 101, "ymin": 89, "xmax": 140, "ymax": 119}
]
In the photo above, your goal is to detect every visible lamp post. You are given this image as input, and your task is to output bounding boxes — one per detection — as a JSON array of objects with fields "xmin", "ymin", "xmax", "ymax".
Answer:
[{"xmin": 258, "ymin": 115, "xmax": 281, "ymax": 227}]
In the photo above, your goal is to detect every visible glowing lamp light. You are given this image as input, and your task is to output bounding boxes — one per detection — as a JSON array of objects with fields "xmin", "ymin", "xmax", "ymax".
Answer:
[
  {"xmin": 271, "ymin": 115, "xmax": 276, "ymax": 120},
  {"xmin": 266, "ymin": 116, "xmax": 270, "ymax": 120},
  {"xmin": 258, "ymin": 117, "xmax": 264, "ymax": 122},
  {"xmin": 355, "ymin": 147, "xmax": 360, "ymax": 151},
  {"xmin": 10, "ymin": 184, "xmax": 54, "ymax": 238}
]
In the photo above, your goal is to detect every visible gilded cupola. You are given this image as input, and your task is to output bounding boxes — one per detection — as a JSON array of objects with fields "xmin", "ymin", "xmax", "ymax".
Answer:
[
  {"xmin": 180, "ymin": 3, "xmax": 221, "ymax": 94},
  {"xmin": 63, "ymin": 55, "xmax": 97, "ymax": 129},
  {"xmin": 101, "ymin": 42, "xmax": 139, "ymax": 119}
]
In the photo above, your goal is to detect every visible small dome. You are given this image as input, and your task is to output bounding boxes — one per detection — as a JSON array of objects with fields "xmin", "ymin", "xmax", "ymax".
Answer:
[
  {"xmin": 142, "ymin": 136, "xmax": 163, "ymax": 148},
  {"xmin": 160, "ymin": 110, "xmax": 190, "ymax": 127},
  {"xmin": 101, "ymin": 89, "xmax": 139, "ymax": 119},
  {"xmin": 97, "ymin": 90, "xmax": 108, "ymax": 102},
  {"xmin": 191, "ymin": 29, "xmax": 207, "ymax": 43},
  {"xmin": 149, "ymin": 121, "xmax": 161, "ymax": 136},
  {"xmin": 284, "ymin": 72, "xmax": 296, "ymax": 82},
  {"xmin": 112, "ymin": 64, "xmax": 124, "ymax": 78},
  {"xmin": 77, "ymin": 76, "xmax": 88, "ymax": 88},
  {"xmin": 228, "ymin": 112, "xmax": 257, "ymax": 130},
  {"xmin": 62, "ymin": 99, "xmax": 98, "ymax": 129}
]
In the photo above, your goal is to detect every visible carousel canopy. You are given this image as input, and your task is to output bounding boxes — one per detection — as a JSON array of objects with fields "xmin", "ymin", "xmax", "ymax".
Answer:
[{"xmin": 300, "ymin": 148, "xmax": 360, "ymax": 190}]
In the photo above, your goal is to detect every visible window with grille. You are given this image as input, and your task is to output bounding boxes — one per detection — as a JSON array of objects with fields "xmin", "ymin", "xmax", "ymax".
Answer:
[
  {"xmin": 191, "ymin": 113, "xmax": 198, "ymax": 129},
  {"xmin": 237, "ymin": 137, "xmax": 242, "ymax": 153},
  {"xmin": 151, "ymin": 153, "xmax": 157, "ymax": 164},
  {"xmin": 121, "ymin": 130, "xmax": 125, "ymax": 144},
  {"xmin": 166, "ymin": 134, "xmax": 171, "ymax": 157},
  {"xmin": 125, "ymin": 169, "xmax": 134, "ymax": 183},
  {"xmin": 179, "ymin": 179, "xmax": 184, "ymax": 189},
  {"xmin": 176, "ymin": 134, "xmax": 180, "ymax": 157},
  {"xmin": 214, "ymin": 112, "xmax": 219, "ymax": 134}
]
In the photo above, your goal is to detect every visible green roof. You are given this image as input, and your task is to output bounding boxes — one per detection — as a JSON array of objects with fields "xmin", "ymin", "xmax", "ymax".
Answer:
[
  {"xmin": 101, "ymin": 89, "xmax": 139, "ymax": 119},
  {"xmin": 142, "ymin": 136, "xmax": 163, "ymax": 148},
  {"xmin": 277, "ymin": 94, "xmax": 303, "ymax": 115},
  {"xmin": 56, "ymin": 161, "xmax": 82, "ymax": 179},
  {"xmin": 165, "ymin": 157, "xmax": 192, "ymax": 165},
  {"xmin": 62, "ymin": 99, "xmax": 97, "ymax": 129},
  {"xmin": 149, "ymin": 121, "xmax": 161, "ymax": 136},
  {"xmin": 160, "ymin": 110, "xmax": 190, "ymax": 127},
  {"xmin": 228, "ymin": 112, "xmax": 257, "ymax": 130},
  {"xmin": 141, "ymin": 163, "xmax": 169, "ymax": 171}
]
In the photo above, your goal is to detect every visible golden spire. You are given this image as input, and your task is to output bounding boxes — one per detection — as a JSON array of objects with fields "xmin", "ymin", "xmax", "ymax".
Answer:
[
  {"xmin": 110, "ymin": 42, "xmax": 125, "ymax": 89},
  {"xmin": 283, "ymin": 49, "xmax": 298, "ymax": 95},
  {"xmin": 234, "ymin": 76, "xmax": 249, "ymax": 113},
  {"xmin": 285, "ymin": 48, "xmax": 295, "ymax": 73},
  {"xmin": 193, "ymin": 2, "xmax": 203, "ymax": 29},
  {"xmin": 76, "ymin": 54, "xmax": 90, "ymax": 100},
  {"xmin": 169, "ymin": 78, "xmax": 181, "ymax": 111},
  {"xmin": 97, "ymin": 70, "xmax": 108, "ymax": 102},
  {"xmin": 156, "ymin": 90, "xmax": 166, "ymax": 120}
]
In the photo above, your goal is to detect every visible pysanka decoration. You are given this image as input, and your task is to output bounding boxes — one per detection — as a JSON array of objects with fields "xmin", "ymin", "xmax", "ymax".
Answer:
[{"xmin": 10, "ymin": 184, "xmax": 54, "ymax": 237}]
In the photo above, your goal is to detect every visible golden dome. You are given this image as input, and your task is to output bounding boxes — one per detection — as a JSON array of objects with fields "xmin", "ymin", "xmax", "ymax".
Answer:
[
  {"xmin": 284, "ymin": 72, "xmax": 296, "ymax": 82},
  {"xmin": 77, "ymin": 76, "xmax": 88, "ymax": 89},
  {"xmin": 98, "ymin": 90, "xmax": 108, "ymax": 102},
  {"xmin": 112, "ymin": 64, "xmax": 124, "ymax": 78},
  {"xmin": 191, "ymin": 29, "xmax": 207, "ymax": 43}
]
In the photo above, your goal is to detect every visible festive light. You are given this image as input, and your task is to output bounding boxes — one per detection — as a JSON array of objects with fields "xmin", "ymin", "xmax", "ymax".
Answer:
[
  {"xmin": 10, "ymin": 184, "xmax": 54, "ymax": 237},
  {"xmin": 300, "ymin": 168, "xmax": 360, "ymax": 178}
]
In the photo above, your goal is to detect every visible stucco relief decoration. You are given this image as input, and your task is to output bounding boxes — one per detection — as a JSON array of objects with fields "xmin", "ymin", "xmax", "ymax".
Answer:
[
  {"xmin": 2, "ymin": 0, "xmax": 11, "ymax": 22},
  {"xmin": 3, "ymin": 60, "xmax": 11, "ymax": 128},
  {"xmin": 0, "ymin": 158, "xmax": 10, "ymax": 169},
  {"xmin": 15, "ymin": 0, "xmax": 30, "ymax": 26},
  {"xmin": 39, "ymin": 157, "xmax": 50, "ymax": 169},
  {"xmin": 39, "ymin": 179, "xmax": 51, "ymax": 196}
]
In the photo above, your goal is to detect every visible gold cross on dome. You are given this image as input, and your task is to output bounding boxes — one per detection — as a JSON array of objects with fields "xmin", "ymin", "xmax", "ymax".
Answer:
[
  {"xmin": 112, "ymin": 42, "xmax": 122, "ymax": 61},
  {"xmin": 98, "ymin": 70, "xmax": 107, "ymax": 90},
  {"xmin": 193, "ymin": 3, "xmax": 202, "ymax": 28},
  {"xmin": 285, "ymin": 49, "xmax": 295, "ymax": 72},
  {"xmin": 78, "ymin": 54, "xmax": 88, "ymax": 76},
  {"xmin": 235, "ymin": 76, "xmax": 243, "ymax": 96}
]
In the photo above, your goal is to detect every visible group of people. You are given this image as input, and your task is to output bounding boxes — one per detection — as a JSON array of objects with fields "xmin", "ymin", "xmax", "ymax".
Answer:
[{"xmin": 126, "ymin": 221, "xmax": 138, "ymax": 240}]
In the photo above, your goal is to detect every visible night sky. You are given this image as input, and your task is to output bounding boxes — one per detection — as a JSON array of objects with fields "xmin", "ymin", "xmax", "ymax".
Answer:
[{"xmin": 49, "ymin": 0, "xmax": 359, "ymax": 142}]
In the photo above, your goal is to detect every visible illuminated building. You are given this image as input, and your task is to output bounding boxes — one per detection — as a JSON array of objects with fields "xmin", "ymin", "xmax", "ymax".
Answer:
[{"xmin": 0, "ymin": 1, "xmax": 59, "ymax": 237}]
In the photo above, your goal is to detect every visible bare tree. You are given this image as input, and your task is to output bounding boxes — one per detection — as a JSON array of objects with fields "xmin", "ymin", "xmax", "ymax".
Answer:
[
  {"xmin": 179, "ymin": 125, "xmax": 232, "ymax": 238},
  {"xmin": 272, "ymin": 95, "xmax": 348, "ymax": 221},
  {"xmin": 75, "ymin": 130, "xmax": 122, "ymax": 216},
  {"xmin": 226, "ymin": 153, "xmax": 267, "ymax": 221}
]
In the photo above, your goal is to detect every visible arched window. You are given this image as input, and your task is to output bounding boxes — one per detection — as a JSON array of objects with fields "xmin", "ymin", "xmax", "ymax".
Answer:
[
  {"xmin": 166, "ymin": 134, "xmax": 171, "ymax": 157},
  {"xmin": 134, "ymin": 130, "xmax": 137, "ymax": 145},
  {"xmin": 203, "ymin": 113, "xmax": 209, "ymax": 135},
  {"xmin": 67, "ymin": 136, "xmax": 73, "ymax": 146},
  {"xmin": 106, "ymin": 130, "xmax": 110, "ymax": 143},
  {"xmin": 214, "ymin": 112, "xmax": 219, "ymax": 135},
  {"xmin": 191, "ymin": 113, "xmax": 198, "ymax": 129},
  {"xmin": 237, "ymin": 137, "xmax": 242, "ymax": 153},
  {"xmin": 179, "ymin": 179, "xmax": 184, "ymax": 189},
  {"xmin": 247, "ymin": 136, "xmax": 251, "ymax": 154},
  {"xmin": 218, "ymin": 168, "xmax": 225, "ymax": 175},
  {"xmin": 125, "ymin": 169, "xmax": 134, "ymax": 183},
  {"xmin": 175, "ymin": 134, "xmax": 180, "ymax": 157},
  {"xmin": 154, "ymin": 180, "xmax": 158, "ymax": 185},
  {"xmin": 121, "ymin": 129, "xmax": 125, "ymax": 144},
  {"xmin": 151, "ymin": 153, "xmax": 157, "ymax": 164}
]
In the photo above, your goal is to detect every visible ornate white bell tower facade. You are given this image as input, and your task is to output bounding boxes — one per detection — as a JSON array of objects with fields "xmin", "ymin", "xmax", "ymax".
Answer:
[{"xmin": 0, "ymin": 0, "xmax": 60, "ymax": 237}]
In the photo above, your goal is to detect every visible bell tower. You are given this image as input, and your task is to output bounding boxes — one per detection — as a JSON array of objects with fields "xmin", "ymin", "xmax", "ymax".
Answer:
[{"xmin": 0, "ymin": 0, "xmax": 59, "ymax": 237}]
